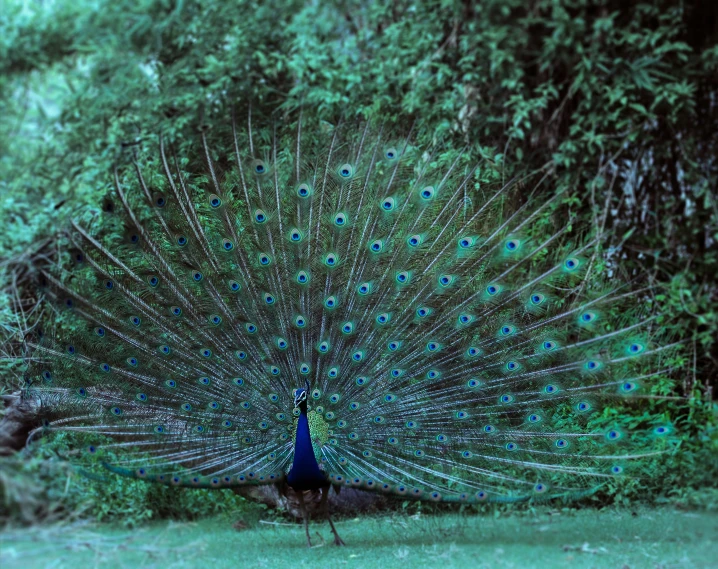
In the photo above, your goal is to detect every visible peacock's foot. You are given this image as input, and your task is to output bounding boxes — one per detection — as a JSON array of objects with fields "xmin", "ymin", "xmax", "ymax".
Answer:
[{"xmin": 333, "ymin": 535, "xmax": 346, "ymax": 546}]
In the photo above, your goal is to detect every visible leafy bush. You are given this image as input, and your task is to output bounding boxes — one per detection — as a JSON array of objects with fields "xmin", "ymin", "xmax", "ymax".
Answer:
[{"xmin": 0, "ymin": 432, "xmax": 255, "ymax": 526}]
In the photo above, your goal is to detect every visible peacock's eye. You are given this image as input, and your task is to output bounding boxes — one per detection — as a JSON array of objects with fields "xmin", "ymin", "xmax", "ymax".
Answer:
[
  {"xmin": 581, "ymin": 311, "xmax": 596, "ymax": 323},
  {"xmin": 381, "ymin": 197, "xmax": 395, "ymax": 211},
  {"xmin": 505, "ymin": 238, "xmax": 520, "ymax": 251},
  {"xmin": 252, "ymin": 160, "xmax": 267, "ymax": 175},
  {"xmin": 438, "ymin": 274, "xmax": 455, "ymax": 287},
  {"xmin": 531, "ymin": 293, "xmax": 545, "ymax": 305},
  {"xmin": 564, "ymin": 257, "xmax": 580, "ymax": 270},
  {"xmin": 407, "ymin": 234, "xmax": 423, "ymax": 247},
  {"xmin": 357, "ymin": 283, "xmax": 371, "ymax": 295},
  {"xmin": 420, "ymin": 186, "xmax": 435, "ymax": 200}
]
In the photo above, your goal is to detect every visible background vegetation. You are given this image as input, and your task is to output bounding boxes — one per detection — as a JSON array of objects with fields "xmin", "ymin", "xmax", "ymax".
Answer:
[{"xmin": 1, "ymin": 0, "xmax": 716, "ymax": 526}]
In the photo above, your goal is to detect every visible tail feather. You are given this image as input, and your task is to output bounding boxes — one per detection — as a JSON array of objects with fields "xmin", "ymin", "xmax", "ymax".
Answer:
[{"xmin": 23, "ymin": 111, "xmax": 675, "ymax": 503}]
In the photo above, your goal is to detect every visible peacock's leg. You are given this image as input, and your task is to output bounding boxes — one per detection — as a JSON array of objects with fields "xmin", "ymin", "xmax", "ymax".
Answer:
[
  {"xmin": 296, "ymin": 490, "xmax": 312, "ymax": 547},
  {"xmin": 320, "ymin": 485, "xmax": 346, "ymax": 546}
]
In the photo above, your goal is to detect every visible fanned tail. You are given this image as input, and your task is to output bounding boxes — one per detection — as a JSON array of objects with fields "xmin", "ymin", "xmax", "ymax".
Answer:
[{"xmin": 24, "ymin": 110, "xmax": 677, "ymax": 503}]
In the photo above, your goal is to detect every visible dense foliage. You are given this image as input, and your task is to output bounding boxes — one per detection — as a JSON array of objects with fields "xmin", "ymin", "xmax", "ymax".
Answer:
[{"xmin": 1, "ymin": 0, "xmax": 716, "ymax": 524}]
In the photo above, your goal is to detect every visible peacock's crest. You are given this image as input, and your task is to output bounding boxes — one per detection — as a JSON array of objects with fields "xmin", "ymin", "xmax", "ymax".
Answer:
[{"xmin": 23, "ymin": 111, "xmax": 673, "ymax": 506}]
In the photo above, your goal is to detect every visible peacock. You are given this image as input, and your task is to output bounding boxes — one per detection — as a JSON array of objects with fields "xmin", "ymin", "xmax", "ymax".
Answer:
[{"xmin": 22, "ymin": 109, "xmax": 674, "ymax": 547}]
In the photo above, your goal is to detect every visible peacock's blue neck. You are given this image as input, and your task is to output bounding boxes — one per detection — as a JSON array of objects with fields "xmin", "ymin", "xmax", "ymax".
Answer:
[{"xmin": 286, "ymin": 405, "xmax": 327, "ymax": 491}]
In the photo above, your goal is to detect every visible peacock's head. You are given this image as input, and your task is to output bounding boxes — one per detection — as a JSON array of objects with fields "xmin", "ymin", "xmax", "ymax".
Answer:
[{"xmin": 294, "ymin": 380, "xmax": 310, "ymax": 410}]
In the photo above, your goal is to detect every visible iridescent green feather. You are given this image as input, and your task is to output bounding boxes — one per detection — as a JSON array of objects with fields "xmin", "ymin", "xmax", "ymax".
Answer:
[{"xmin": 23, "ymin": 110, "xmax": 675, "ymax": 504}]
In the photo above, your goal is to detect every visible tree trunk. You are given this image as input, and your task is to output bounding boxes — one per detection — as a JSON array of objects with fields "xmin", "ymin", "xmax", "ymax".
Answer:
[{"xmin": 0, "ymin": 392, "xmax": 39, "ymax": 455}]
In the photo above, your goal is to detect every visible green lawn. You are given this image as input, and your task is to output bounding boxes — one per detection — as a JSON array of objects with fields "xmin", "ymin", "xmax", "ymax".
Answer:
[{"xmin": 1, "ymin": 507, "xmax": 716, "ymax": 569}]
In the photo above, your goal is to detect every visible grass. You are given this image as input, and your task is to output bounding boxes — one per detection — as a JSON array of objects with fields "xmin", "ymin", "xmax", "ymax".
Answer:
[{"xmin": 1, "ymin": 507, "xmax": 716, "ymax": 569}]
